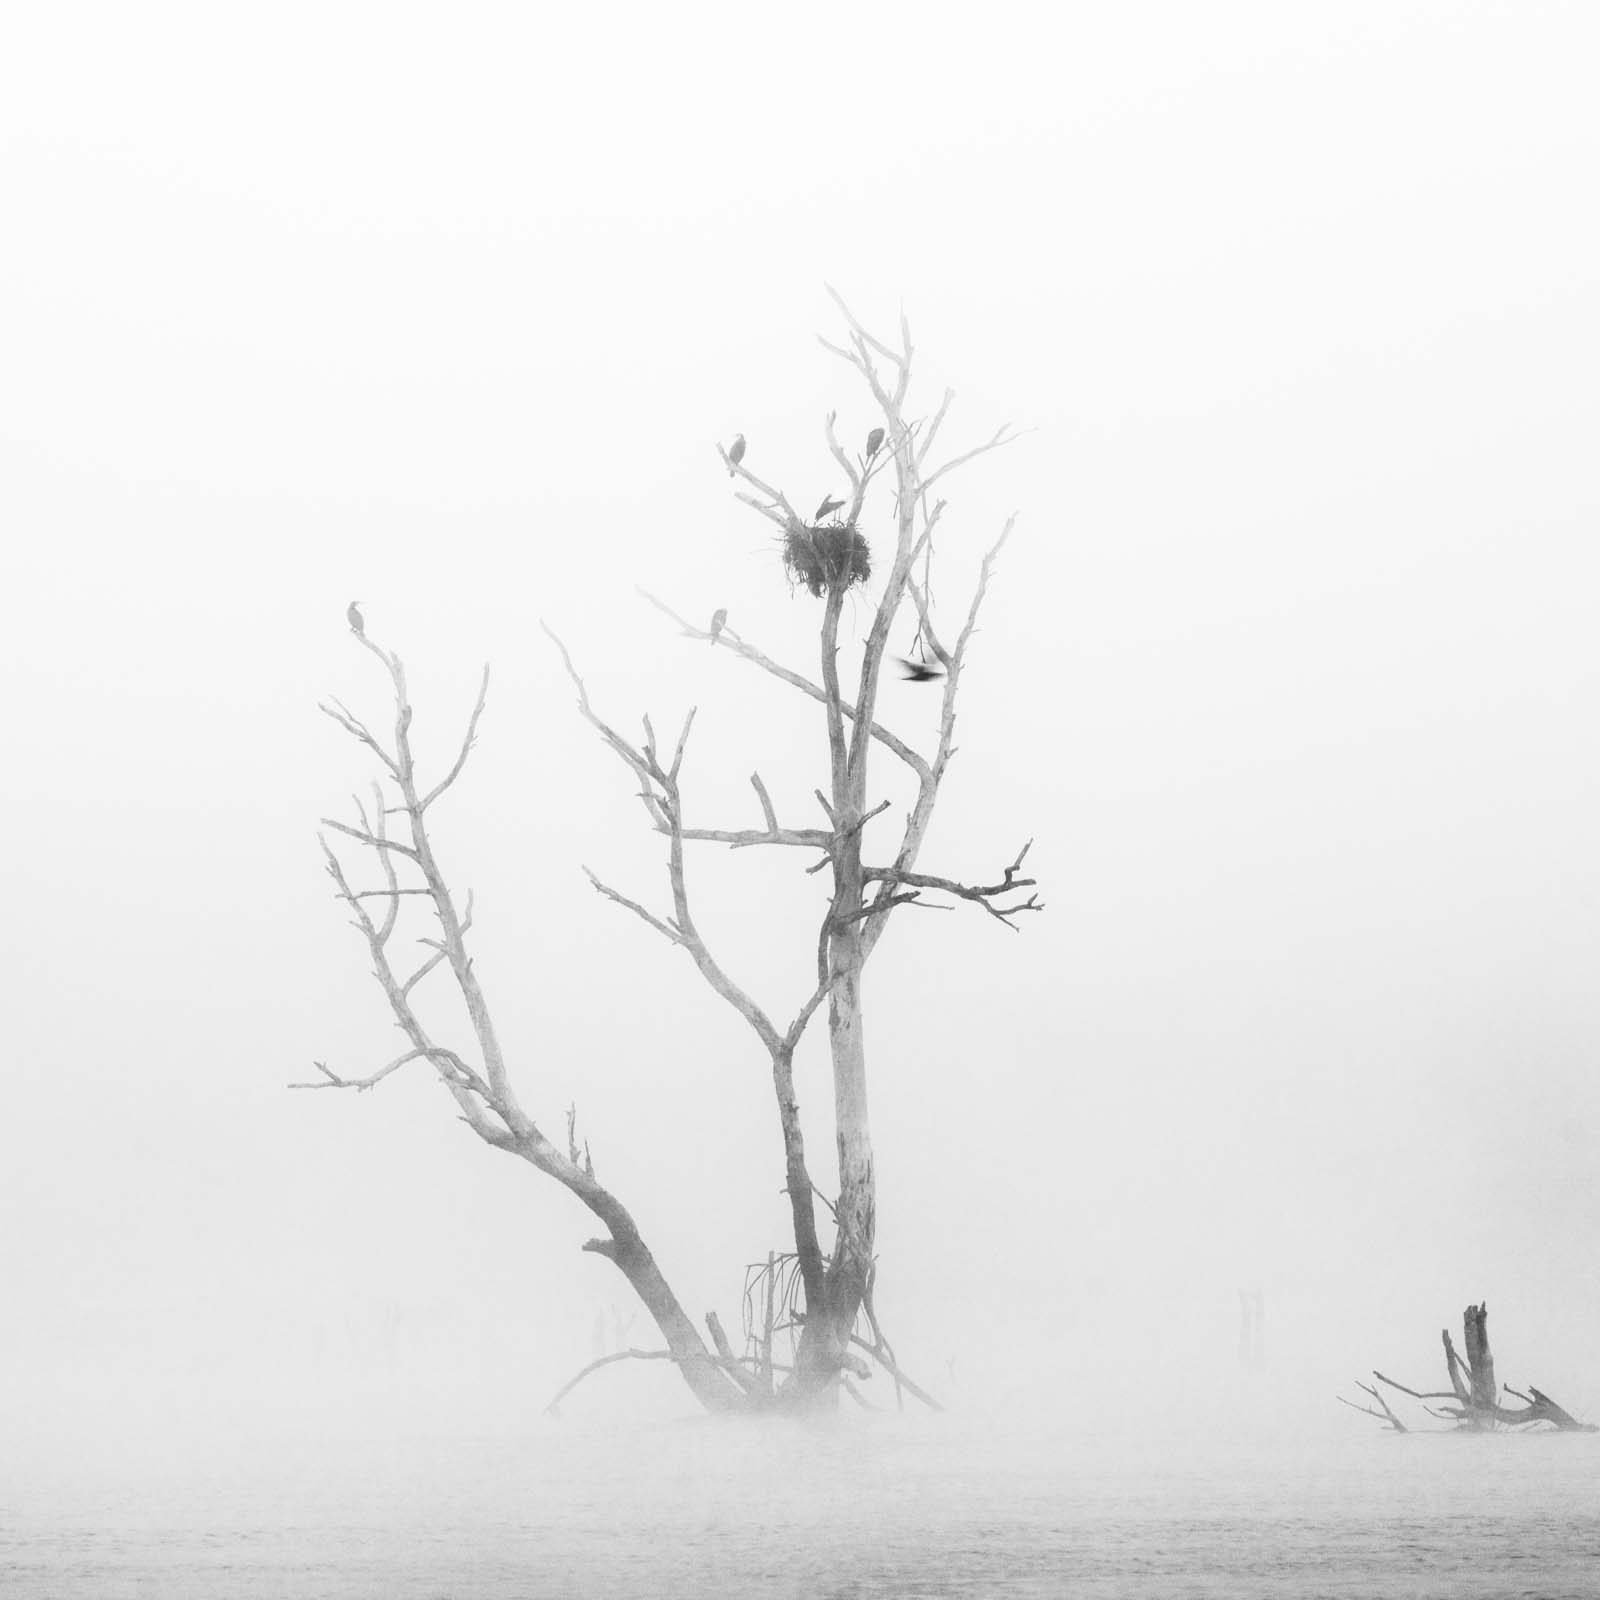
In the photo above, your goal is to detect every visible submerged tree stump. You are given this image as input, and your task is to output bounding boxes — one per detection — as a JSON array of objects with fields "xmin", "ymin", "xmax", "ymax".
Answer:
[{"xmin": 1341, "ymin": 1302, "xmax": 1595, "ymax": 1432}]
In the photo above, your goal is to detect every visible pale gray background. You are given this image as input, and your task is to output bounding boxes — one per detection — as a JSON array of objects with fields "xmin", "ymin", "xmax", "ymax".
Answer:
[{"xmin": 3, "ymin": 1, "xmax": 1596, "ymax": 1468}]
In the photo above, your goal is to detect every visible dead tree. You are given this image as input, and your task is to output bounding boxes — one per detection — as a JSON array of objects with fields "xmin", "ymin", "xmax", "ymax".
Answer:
[
  {"xmin": 1341, "ymin": 1302, "xmax": 1594, "ymax": 1432},
  {"xmin": 304, "ymin": 291, "xmax": 1035, "ymax": 1413},
  {"xmin": 300, "ymin": 644, "xmax": 746, "ymax": 1413}
]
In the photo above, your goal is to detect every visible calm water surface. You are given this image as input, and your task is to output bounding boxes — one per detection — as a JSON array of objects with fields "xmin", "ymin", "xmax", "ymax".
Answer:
[{"xmin": 4, "ymin": 1416, "xmax": 1597, "ymax": 1597}]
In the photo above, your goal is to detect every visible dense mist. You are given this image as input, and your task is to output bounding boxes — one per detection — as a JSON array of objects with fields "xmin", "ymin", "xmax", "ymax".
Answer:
[{"xmin": 3, "ymin": 4, "xmax": 1598, "ymax": 1592}]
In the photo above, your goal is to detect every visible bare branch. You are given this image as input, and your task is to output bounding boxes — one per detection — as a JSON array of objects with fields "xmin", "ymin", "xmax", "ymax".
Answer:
[
  {"xmin": 360, "ymin": 785, "xmax": 404, "ymax": 946},
  {"xmin": 822, "ymin": 410, "xmax": 862, "ymax": 494},
  {"xmin": 290, "ymin": 1045, "xmax": 489, "ymax": 1097},
  {"xmin": 543, "ymin": 1349, "xmax": 681, "ymax": 1417},
  {"xmin": 320, "ymin": 818, "xmax": 420, "ymax": 860},
  {"xmin": 825, "ymin": 284, "xmax": 907, "ymax": 370},
  {"xmin": 782, "ymin": 977, "xmax": 832, "ymax": 1051},
  {"xmin": 663, "ymin": 758, "xmax": 834, "ymax": 849},
  {"xmin": 832, "ymin": 889, "xmax": 933, "ymax": 926},
  {"xmin": 418, "ymin": 664, "xmax": 490, "ymax": 811},
  {"xmin": 750, "ymin": 772, "xmax": 779, "ymax": 832},
  {"xmin": 733, "ymin": 491, "xmax": 795, "ymax": 530},
  {"xmin": 1356, "ymin": 1380, "xmax": 1409, "ymax": 1432},
  {"xmin": 637, "ymin": 590, "xmax": 931, "ymax": 783},
  {"xmin": 583, "ymin": 867, "xmax": 685, "ymax": 946},
  {"xmin": 916, "ymin": 389, "xmax": 955, "ymax": 468},
  {"xmin": 668, "ymin": 707, "xmax": 697, "ymax": 784},
  {"xmin": 1336, "ymin": 1394, "xmax": 1409, "ymax": 1432},
  {"xmin": 546, "ymin": 625, "xmax": 788, "ymax": 1057},
  {"xmin": 400, "ymin": 945, "xmax": 450, "ymax": 997},
  {"xmin": 862, "ymin": 517, "xmax": 1019, "ymax": 963},
  {"xmin": 705, "ymin": 1312, "xmax": 762, "ymax": 1396},
  {"xmin": 920, "ymin": 424, "xmax": 1023, "ymax": 494},
  {"xmin": 542, "ymin": 1344, "xmax": 780, "ymax": 1419},
  {"xmin": 715, "ymin": 445, "xmax": 805, "ymax": 529},
  {"xmin": 1372, "ymin": 1371, "xmax": 1457, "ymax": 1402},
  {"xmin": 816, "ymin": 333, "xmax": 865, "ymax": 370},
  {"xmin": 847, "ymin": 1336, "xmax": 943, "ymax": 1413},
  {"xmin": 864, "ymin": 839, "xmax": 1041, "ymax": 928},
  {"xmin": 678, "ymin": 823, "xmax": 833, "ymax": 852},
  {"xmin": 318, "ymin": 698, "xmax": 401, "ymax": 777},
  {"xmin": 843, "ymin": 1375, "xmax": 876, "ymax": 1409}
]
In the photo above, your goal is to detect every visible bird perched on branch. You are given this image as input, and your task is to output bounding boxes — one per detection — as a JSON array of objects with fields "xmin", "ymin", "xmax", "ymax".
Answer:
[
  {"xmin": 347, "ymin": 600, "xmax": 365, "ymax": 636},
  {"xmin": 895, "ymin": 655, "xmax": 945, "ymax": 684},
  {"xmin": 814, "ymin": 494, "xmax": 845, "ymax": 522},
  {"xmin": 865, "ymin": 426, "xmax": 885, "ymax": 458},
  {"xmin": 727, "ymin": 434, "xmax": 746, "ymax": 474},
  {"xmin": 709, "ymin": 608, "xmax": 727, "ymax": 645}
]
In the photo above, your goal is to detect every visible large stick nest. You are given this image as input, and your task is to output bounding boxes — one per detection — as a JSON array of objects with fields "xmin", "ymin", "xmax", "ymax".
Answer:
[{"xmin": 782, "ymin": 523, "xmax": 872, "ymax": 598}]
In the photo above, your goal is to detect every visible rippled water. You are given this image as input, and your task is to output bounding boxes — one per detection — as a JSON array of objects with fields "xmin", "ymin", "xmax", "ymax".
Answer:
[{"xmin": 5, "ymin": 1416, "xmax": 1598, "ymax": 1597}]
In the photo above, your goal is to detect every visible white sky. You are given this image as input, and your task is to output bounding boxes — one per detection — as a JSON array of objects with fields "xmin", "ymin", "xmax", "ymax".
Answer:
[{"xmin": 3, "ymin": 0, "xmax": 1598, "ymax": 1454}]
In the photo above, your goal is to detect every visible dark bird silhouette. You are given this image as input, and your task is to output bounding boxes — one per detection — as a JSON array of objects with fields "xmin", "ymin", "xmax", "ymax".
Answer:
[
  {"xmin": 347, "ymin": 601, "xmax": 365, "ymax": 636},
  {"xmin": 727, "ymin": 434, "xmax": 746, "ymax": 474},
  {"xmin": 895, "ymin": 655, "xmax": 945, "ymax": 684},
  {"xmin": 709, "ymin": 608, "xmax": 727, "ymax": 645},
  {"xmin": 814, "ymin": 494, "xmax": 845, "ymax": 521},
  {"xmin": 865, "ymin": 426, "xmax": 885, "ymax": 457}
]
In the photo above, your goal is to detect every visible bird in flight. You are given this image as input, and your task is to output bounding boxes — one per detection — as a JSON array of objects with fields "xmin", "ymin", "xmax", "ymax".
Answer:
[
  {"xmin": 814, "ymin": 494, "xmax": 845, "ymax": 521},
  {"xmin": 347, "ymin": 601, "xmax": 365, "ymax": 636},
  {"xmin": 865, "ymin": 426, "xmax": 885, "ymax": 458},
  {"xmin": 895, "ymin": 656, "xmax": 945, "ymax": 683},
  {"xmin": 727, "ymin": 434, "xmax": 746, "ymax": 474},
  {"xmin": 709, "ymin": 608, "xmax": 727, "ymax": 645}
]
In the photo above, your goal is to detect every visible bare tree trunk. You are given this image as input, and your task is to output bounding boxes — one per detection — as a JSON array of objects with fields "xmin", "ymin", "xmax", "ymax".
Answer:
[
  {"xmin": 1463, "ymin": 1301, "xmax": 1497, "ymax": 1412},
  {"xmin": 826, "ymin": 922, "xmax": 874, "ymax": 1319}
]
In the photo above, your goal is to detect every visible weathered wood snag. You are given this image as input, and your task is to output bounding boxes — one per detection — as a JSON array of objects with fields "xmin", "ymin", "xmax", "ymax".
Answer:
[
  {"xmin": 1341, "ymin": 1302, "xmax": 1594, "ymax": 1432},
  {"xmin": 303, "ymin": 291, "xmax": 1035, "ymax": 1416}
]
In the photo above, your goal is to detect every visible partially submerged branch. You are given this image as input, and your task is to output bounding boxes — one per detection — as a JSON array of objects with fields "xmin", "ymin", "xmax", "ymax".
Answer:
[{"xmin": 1335, "ymin": 1381, "xmax": 1408, "ymax": 1433}]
